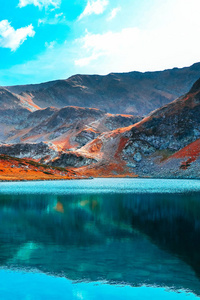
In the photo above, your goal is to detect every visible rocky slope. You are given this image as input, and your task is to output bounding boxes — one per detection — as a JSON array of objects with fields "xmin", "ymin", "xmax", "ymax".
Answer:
[
  {"xmin": 2, "ymin": 106, "xmax": 141, "ymax": 151},
  {"xmin": 0, "ymin": 87, "xmax": 39, "ymax": 111},
  {"xmin": 6, "ymin": 62, "xmax": 200, "ymax": 116},
  {"xmin": 0, "ymin": 142, "xmax": 59, "ymax": 163},
  {"xmin": 51, "ymin": 77, "xmax": 200, "ymax": 178},
  {"xmin": 0, "ymin": 87, "xmax": 41, "ymax": 143}
]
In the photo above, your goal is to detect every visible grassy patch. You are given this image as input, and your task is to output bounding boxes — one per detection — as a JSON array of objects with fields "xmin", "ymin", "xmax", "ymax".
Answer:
[
  {"xmin": 156, "ymin": 149, "xmax": 175, "ymax": 162},
  {"xmin": 43, "ymin": 171, "xmax": 53, "ymax": 175},
  {"xmin": 0, "ymin": 154, "xmax": 69, "ymax": 173}
]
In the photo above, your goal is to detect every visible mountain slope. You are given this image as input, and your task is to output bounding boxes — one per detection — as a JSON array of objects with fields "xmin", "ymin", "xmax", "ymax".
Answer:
[
  {"xmin": 0, "ymin": 154, "xmax": 80, "ymax": 181},
  {"xmin": 6, "ymin": 62, "xmax": 200, "ymax": 115},
  {"xmin": 1, "ymin": 66, "xmax": 200, "ymax": 180},
  {"xmin": 0, "ymin": 86, "xmax": 40, "ymax": 112},
  {"xmin": 0, "ymin": 87, "xmax": 41, "ymax": 142},
  {"xmin": 3, "ymin": 106, "xmax": 141, "ymax": 151},
  {"xmin": 55, "ymin": 77, "xmax": 200, "ymax": 178}
]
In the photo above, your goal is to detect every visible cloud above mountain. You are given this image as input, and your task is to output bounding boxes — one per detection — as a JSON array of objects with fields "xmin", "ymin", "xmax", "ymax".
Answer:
[
  {"xmin": 79, "ymin": 0, "xmax": 109, "ymax": 20},
  {"xmin": 75, "ymin": 0, "xmax": 200, "ymax": 72},
  {"xmin": 18, "ymin": 0, "xmax": 61, "ymax": 9},
  {"xmin": 0, "ymin": 20, "xmax": 35, "ymax": 51}
]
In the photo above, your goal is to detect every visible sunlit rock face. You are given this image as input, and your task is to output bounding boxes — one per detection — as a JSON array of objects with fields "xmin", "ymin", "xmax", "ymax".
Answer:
[
  {"xmin": 0, "ymin": 142, "xmax": 58, "ymax": 162},
  {"xmin": 50, "ymin": 152, "xmax": 97, "ymax": 168}
]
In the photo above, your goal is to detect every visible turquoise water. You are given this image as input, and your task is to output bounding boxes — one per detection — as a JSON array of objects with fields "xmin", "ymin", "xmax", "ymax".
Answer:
[
  {"xmin": 0, "ymin": 178, "xmax": 200, "ymax": 299},
  {"xmin": 0, "ymin": 270, "xmax": 199, "ymax": 300},
  {"xmin": 0, "ymin": 178, "xmax": 200, "ymax": 194}
]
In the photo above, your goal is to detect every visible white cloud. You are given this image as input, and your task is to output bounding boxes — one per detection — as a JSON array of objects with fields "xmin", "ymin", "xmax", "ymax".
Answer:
[
  {"xmin": 18, "ymin": 0, "xmax": 61, "ymax": 9},
  {"xmin": 0, "ymin": 20, "xmax": 35, "ymax": 51},
  {"xmin": 107, "ymin": 7, "xmax": 121, "ymax": 21},
  {"xmin": 55, "ymin": 12, "xmax": 63, "ymax": 18},
  {"xmin": 74, "ymin": 0, "xmax": 200, "ymax": 73},
  {"xmin": 75, "ymin": 52, "xmax": 102, "ymax": 67},
  {"xmin": 45, "ymin": 40, "xmax": 56, "ymax": 48},
  {"xmin": 78, "ymin": 0, "xmax": 109, "ymax": 20},
  {"xmin": 38, "ymin": 12, "xmax": 67, "ymax": 26},
  {"xmin": 74, "ymin": 17, "xmax": 200, "ymax": 74}
]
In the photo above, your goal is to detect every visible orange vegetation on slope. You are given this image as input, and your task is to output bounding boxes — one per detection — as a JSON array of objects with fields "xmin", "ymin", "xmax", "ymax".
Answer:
[
  {"xmin": 83, "ymin": 127, "xmax": 98, "ymax": 133},
  {"xmin": 166, "ymin": 139, "xmax": 200, "ymax": 170},
  {"xmin": 115, "ymin": 137, "xmax": 129, "ymax": 159},
  {"xmin": 106, "ymin": 113, "xmax": 136, "ymax": 118},
  {"xmin": 77, "ymin": 137, "xmax": 136, "ymax": 178},
  {"xmin": 19, "ymin": 94, "xmax": 41, "ymax": 111},
  {"xmin": 52, "ymin": 133, "xmax": 79, "ymax": 151},
  {"xmin": 169, "ymin": 139, "xmax": 200, "ymax": 162},
  {"xmin": 104, "ymin": 124, "xmax": 134, "ymax": 138},
  {"xmin": 76, "ymin": 162, "xmax": 138, "ymax": 178},
  {"xmin": 87, "ymin": 138, "xmax": 103, "ymax": 154},
  {"xmin": 0, "ymin": 155, "xmax": 81, "ymax": 181}
]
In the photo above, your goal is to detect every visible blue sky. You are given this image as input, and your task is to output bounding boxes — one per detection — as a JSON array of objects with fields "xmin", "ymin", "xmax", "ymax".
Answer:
[{"xmin": 0, "ymin": 0, "xmax": 200, "ymax": 85}]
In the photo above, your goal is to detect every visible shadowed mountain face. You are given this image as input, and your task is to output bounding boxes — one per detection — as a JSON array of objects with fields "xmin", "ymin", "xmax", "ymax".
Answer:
[
  {"xmin": 5, "ymin": 62, "xmax": 200, "ymax": 116},
  {"xmin": 0, "ymin": 87, "xmax": 40, "ymax": 129},
  {"xmin": 0, "ymin": 87, "xmax": 40, "ymax": 142},
  {"xmin": 0, "ymin": 87, "xmax": 39, "ymax": 112},
  {"xmin": 0, "ymin": 88, "xmax": 23, "ymax": 110}
]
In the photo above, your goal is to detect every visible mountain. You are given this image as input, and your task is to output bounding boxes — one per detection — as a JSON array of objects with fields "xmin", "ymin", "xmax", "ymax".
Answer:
[
  {"xmin": 0, "ymin": 86, "xmax": 39, "ymax": 111},
  {"xmin": 0, "ymin": 87, "xmax": 41, "ymax": 143},
  {"xmin": 0, "ymin": 142, "xmax": 59, "ymax": 163},
  {"xmin": 0, "ymin": 65, "xmax": 200, "ymax": 180},
  {"xmin": 6, "ymin": 62, "xmax": 200, "ymax": 116},
  {"xmin": 51, "ymin": 77, "xmax": 200, "ymax": 178},
  {"xmin": 2, "ymin": 106, "xmax": 141, "ymax": 151}
]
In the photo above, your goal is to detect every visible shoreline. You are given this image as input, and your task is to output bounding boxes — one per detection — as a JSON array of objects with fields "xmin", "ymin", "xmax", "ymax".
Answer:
[{"xmin": 0, "ymin": 175, "xmax": 199, "ymax": 183}]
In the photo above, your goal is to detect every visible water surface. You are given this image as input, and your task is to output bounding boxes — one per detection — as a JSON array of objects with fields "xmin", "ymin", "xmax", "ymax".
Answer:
[{"xmin": 0, "ymin": 178, "xmax": 200, "ymax": 299}]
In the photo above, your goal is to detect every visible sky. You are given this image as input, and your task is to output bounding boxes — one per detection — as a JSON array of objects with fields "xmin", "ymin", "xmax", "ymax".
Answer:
[{"xmin": 0, "ymin": 0, "xmax": 200, "ymax": 85}]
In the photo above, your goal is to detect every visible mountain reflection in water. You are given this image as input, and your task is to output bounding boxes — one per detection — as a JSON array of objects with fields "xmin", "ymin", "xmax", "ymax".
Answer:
[{"xmin": 0, "ymin": 184, "xmax": 200, "ymax": 296}]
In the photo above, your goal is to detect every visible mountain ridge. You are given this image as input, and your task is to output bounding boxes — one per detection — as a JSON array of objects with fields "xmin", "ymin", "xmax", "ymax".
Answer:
[{"xmin": 4, "ymin": 62, "xmax": 200, "ymax": 116}]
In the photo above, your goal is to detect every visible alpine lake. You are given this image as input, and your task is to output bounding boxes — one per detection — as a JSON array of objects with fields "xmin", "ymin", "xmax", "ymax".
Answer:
[{"xmin": 0, "ymin": 178, "xmax": 200, "ymax": 299}]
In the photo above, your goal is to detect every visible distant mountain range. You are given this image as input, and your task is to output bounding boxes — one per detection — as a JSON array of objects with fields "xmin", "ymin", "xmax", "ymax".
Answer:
[
  {"xmin": 4, "ymin": 62, "xmax": 200, "ymax": 116},
  {"xmin": 0, "ymin": 62, "xmax": 200, "ymax": 179}
]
